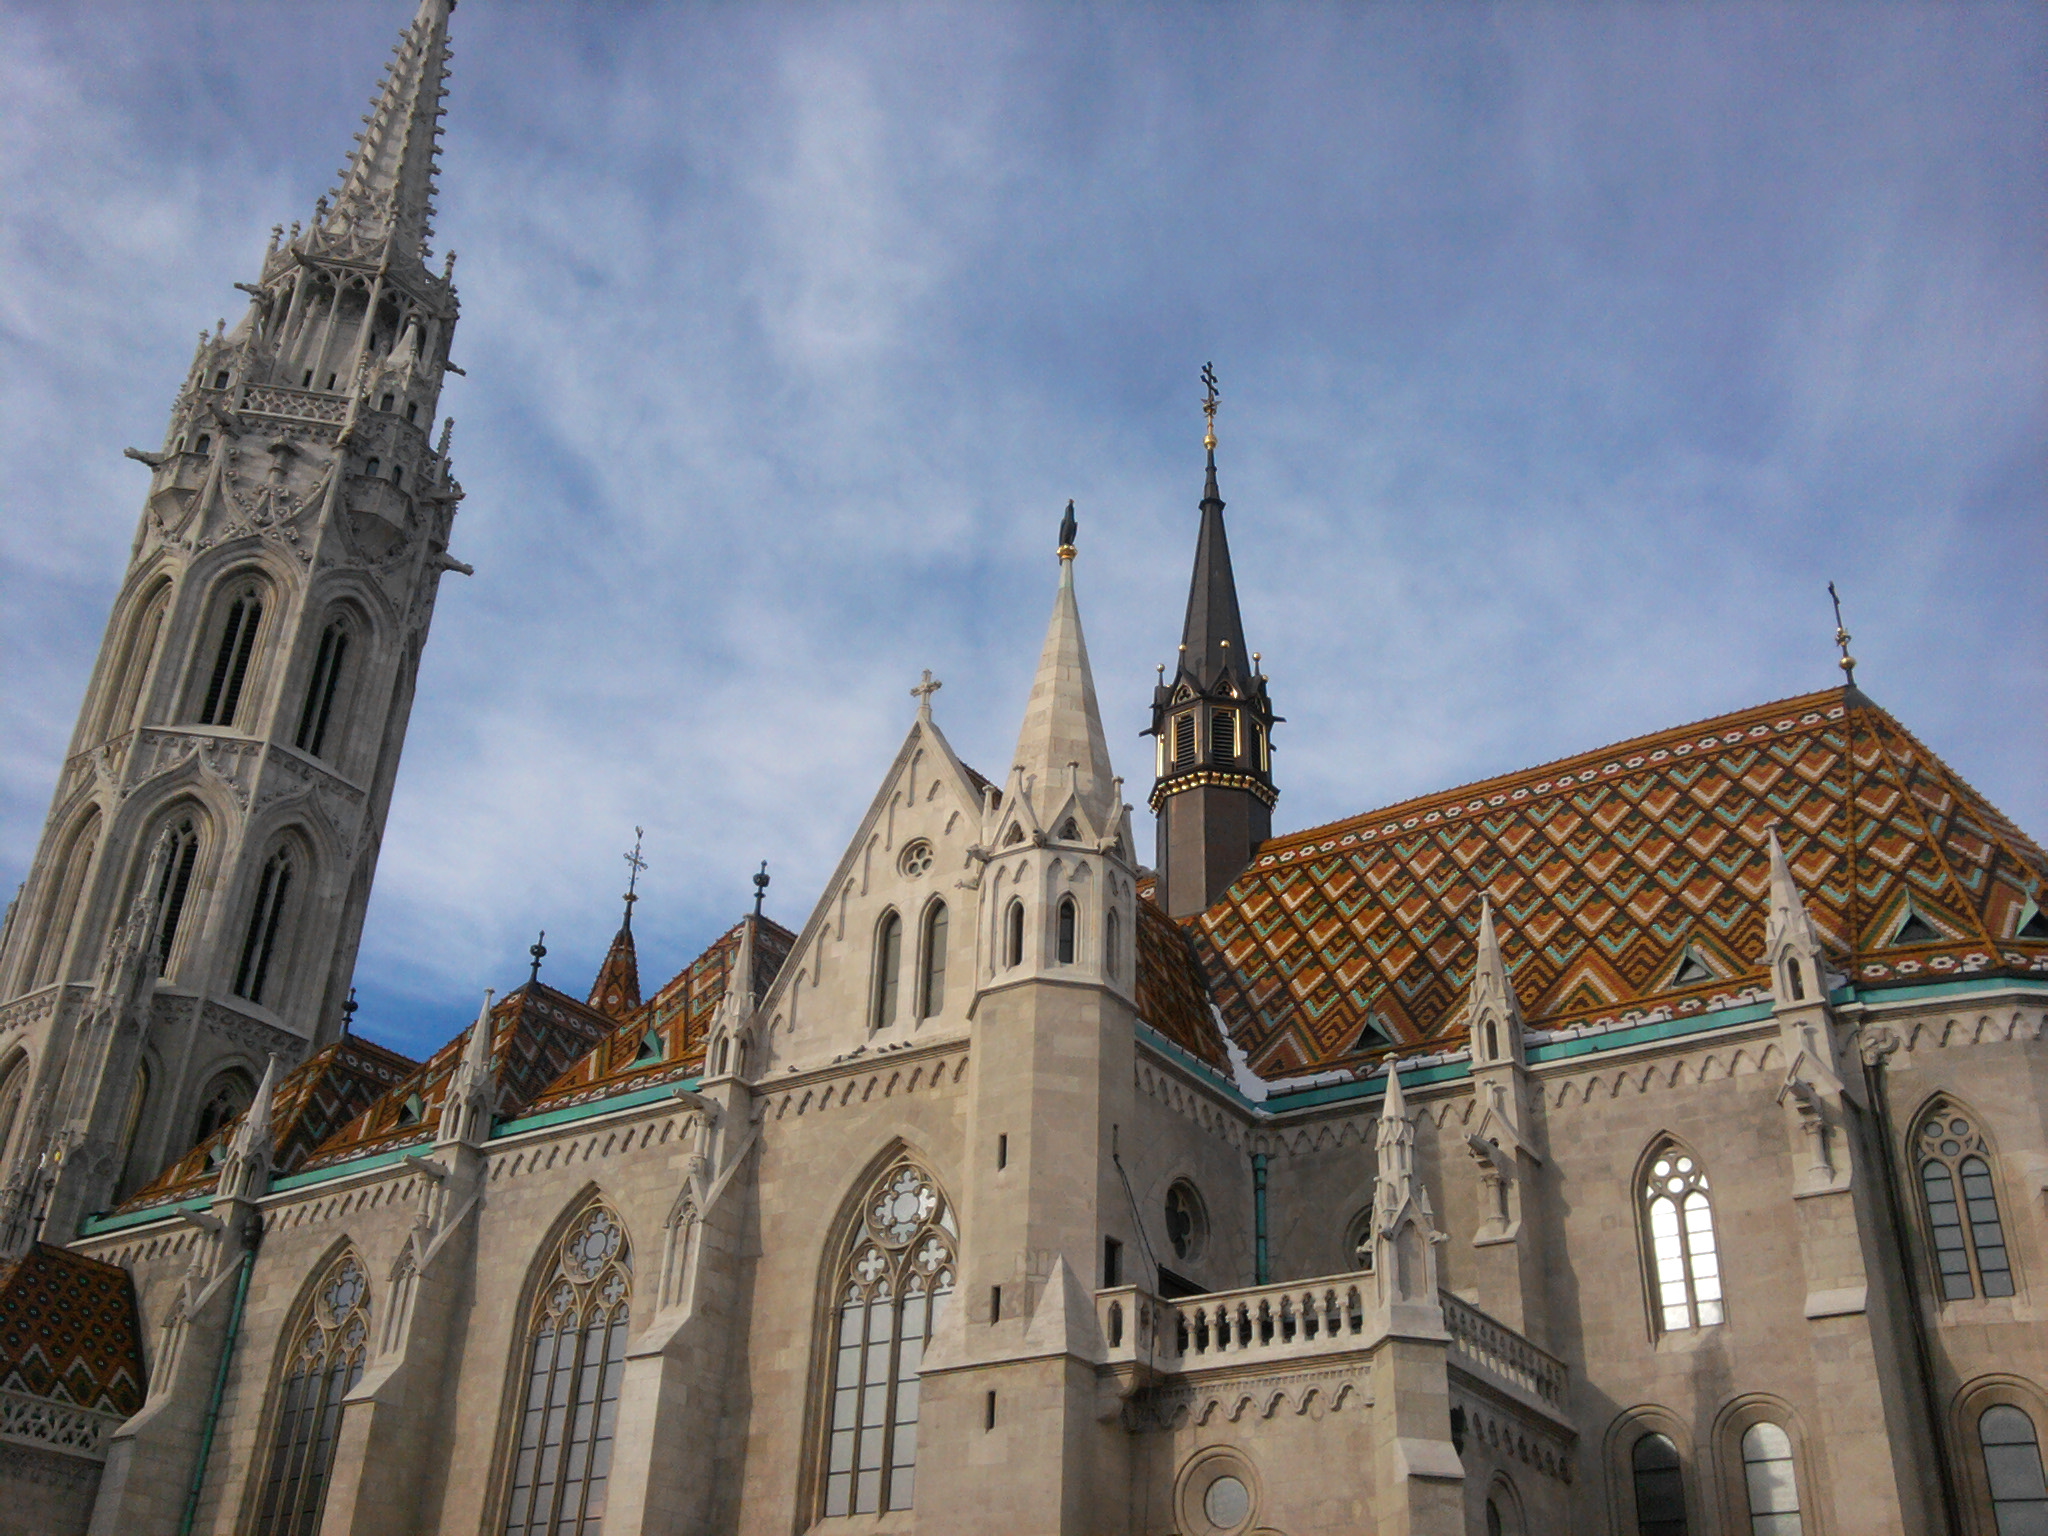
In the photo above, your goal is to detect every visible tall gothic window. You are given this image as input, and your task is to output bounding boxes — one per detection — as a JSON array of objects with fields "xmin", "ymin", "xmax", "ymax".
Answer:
[
  {"xmin": 918, "ymin": 903, "xmax": 947, "ymax": 1019},
  {"xmin": 194, "ymin": 1069, "xmax": 256, "ymax": 1146},
  {"xmin": 1738, "ymin": 1423, "xmax": 1802, "ymax": 1535},
  {"xmin": 97, "ymin": 582, "xmax": 169, "ymax": 743},
  {"xmin": 1915, "ymin": 1100, "xmax": 2014, "ymax": 1301},
  {"xmin": 820, "ymin": 1159, "xmax": 956, "ymax": 1518},
  {"xmin": 1172, "ymin": 712, "xmax": 1197, "ymax": 768},
  {"xmin": 503, "ymin": 1201, "xmax": 632, "ymax": 1536},
  {"xmin": 1631, "ymin": 1433, "xmax": 1688, "ymax": 1536},
  {"xmin": 152, "ymin": 817, "xmax": 202, "ymax": 974},
  {"xmin": 1004, "ymin": 900, "xmax": 1024, "ymax": 968},
  {"xmin": 872, "ymin": 912, "xmax": 902, "ymax": 1030},
  {"xmin": 198, "ymin": 585, "xmax": 264, "ymax": 727},
  {"xmin": 254, "ymin": 1252, "xmax": 370, "ymax": 1536},
  {"xmin": 27, "ymin": 811, "xmax": 98, "ymax": 989},
  {"xmin": 1056, "ymin": 897, "xmax": 1077, "ymax": 965},
  {"xmin": 1210, "ymin": 707, "xmax": 1237, "ymax": 761},
  {"xmin": 1641, "ymin": 1141, "xmax": 1723, "ymax": 1333},
  {"xmin": 234, "ymin": 850, "xmax": 295, "ymax": 1005},
  {"xmin": 1104, "ymin": 907, "xmax": 1121, "ymax": 981},
  {"xmin": 295, "ymin": 623, "xmax": 350, "ymax": 758},
  {"xmin": 0, "ymin": 1055, "xmax": 27, "ymax": 1170},
  {"xmin": 1980, "ymin": 1405, "xmax": 2048, "ymax": 1533}
]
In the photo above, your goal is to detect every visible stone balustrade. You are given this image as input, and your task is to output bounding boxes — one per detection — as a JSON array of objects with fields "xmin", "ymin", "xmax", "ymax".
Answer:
[
  {"xmin": 241, "ymin": 382, "xmax": 350, "ymax": 424},
  {"xmin": 1441, "ymin": 1290, "xmax": 1567, "ymax": 1411},
  {"xmin": 1098, "ymin": 1273, "xmax": 1375, "ymax": 1374},
  {"xmin": 0, "ymin": 1388, "xmax": 126, "ymax": 1461}
]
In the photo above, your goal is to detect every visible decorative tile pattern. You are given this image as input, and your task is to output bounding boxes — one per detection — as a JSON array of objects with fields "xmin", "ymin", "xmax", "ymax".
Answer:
[
  {"xmin": 0, "ymin": 1245, "xmax": 144, "ymax": 1414},
  {"xmin": 1136, "ymin": 894, "xmax": 1230, "ymax": 1068},
  {"xmin": 1195, "ymin": 688, "xmax": 2047, "ymax": 1074}
]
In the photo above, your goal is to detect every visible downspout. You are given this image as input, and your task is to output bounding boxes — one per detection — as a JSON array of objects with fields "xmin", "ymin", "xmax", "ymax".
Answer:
[
  {"xmin": 177, "ymin": 1239, "xmax": 257, "ymax": 1536},
  {"xmin": 1864, "ymin": 1047, "xmax": 1963, "ymax": 1534},
  {"xmin": 1252, "ymin": 1152, "xmax": 1270, "ymax": 1285}
]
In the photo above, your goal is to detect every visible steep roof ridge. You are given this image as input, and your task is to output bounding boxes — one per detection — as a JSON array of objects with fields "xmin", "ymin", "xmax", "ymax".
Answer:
[
  {"xmin": 1260, "ymin": 686, "xmax": 1856, "ymax": 857},
  {"xmin": 322, "ymin": 0, "xmax": 454, "ymax": 264},
  {"xmin": 1177, "ymin": 447, "xmax": 1253, "ymax": 692},
  {"xmin": 1857, "ymin": 696, "xmax": 2048, "ymax": 877}
]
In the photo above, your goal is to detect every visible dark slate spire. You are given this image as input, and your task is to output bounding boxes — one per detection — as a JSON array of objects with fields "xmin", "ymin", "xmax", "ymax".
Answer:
[{"xmin": 1147, "ymin": 365, "xmax": 1280, "ymax": 919}]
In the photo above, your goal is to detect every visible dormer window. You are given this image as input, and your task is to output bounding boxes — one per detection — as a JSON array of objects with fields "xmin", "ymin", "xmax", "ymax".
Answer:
[{"xmin": 1889, "ymin": 904, "xmax": 1941, "ymax": 946}]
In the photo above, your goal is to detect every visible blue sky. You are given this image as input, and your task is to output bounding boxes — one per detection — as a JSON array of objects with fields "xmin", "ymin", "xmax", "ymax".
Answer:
[{"xmin": 3, "ymin": 1, "xmax": 2042, "ymax": 1063}]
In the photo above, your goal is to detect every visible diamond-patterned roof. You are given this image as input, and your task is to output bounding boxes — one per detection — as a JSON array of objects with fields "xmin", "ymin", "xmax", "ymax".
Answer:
[
  {"xmin": 1135, "ymin": 891, "xmax": 1230, "ymax": 1068},
  {"xmin": 0, "ymin": 1244, "xmax": 145, "ymax": 1414},
  {"xmin": 1194, "ymin": 687, "xmax": 2047, "ymax": 1075}
]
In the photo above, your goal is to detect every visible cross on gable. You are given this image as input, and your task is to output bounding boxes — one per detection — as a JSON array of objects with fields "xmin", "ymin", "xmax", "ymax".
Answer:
[{"xmin": 911, "ymin": 670, "xmax": 943, "ymax": 706}]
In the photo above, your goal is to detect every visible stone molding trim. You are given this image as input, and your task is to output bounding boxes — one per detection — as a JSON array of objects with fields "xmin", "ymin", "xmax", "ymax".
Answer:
[
  {"xmin": 1450, "ymin": 1389, "xmax": 1574, "ymax": 1485},
  {"xmin": 1133, "ymin": 1364, "xmax": 1370, "ymax": 1433},
  {"xmin": 764, "ymin": 1048, "xmax": 969, "ymax": 1121},
  {"xmin": 1135, "ymin": 1052, "xmax": 1251, "ymax": 1153},
  {"xmin": 488, "ymin": 1113, "xmax": 685, "ymax": 1185}
]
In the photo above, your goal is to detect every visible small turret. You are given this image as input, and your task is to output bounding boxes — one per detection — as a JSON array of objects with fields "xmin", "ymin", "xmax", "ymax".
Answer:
[
  {"xmin": 1465, "ymin": 898, "xmax": 1526, "ymax": 1070},
  {"xmin": 1764, "ymin": 829, "xmax": 1828, "ymax": 1010},
  {"xmin": 438, "ymin": 989, "xmax": 497, "ymax": 1149},
  {"xmin": 216, "ymin": 1055, "xmax": 279, "ymax": 1203}
]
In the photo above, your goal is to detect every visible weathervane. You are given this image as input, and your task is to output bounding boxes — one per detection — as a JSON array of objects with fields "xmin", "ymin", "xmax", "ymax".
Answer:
[
  {"xmin": 1828, "ymin": 582, "xmax": 1857, "ymax": 687},
  {"xmin": 1057, "ymin": 498, "xmax": 1077, "ymax": 560},
  {"xmin": 622, "ymin": 827, "xmax": 647, "ymax": 925},
  {"xmin": 911, "ymin": 670, "xmax": 943, "ymax": 711},
  {"xmin": 752, "ymin": 861, "xmax": 771, "ymax": 918},
  {"xmin": 528, "ymin": 930, "xmax": 547, "ymax": 987},
  {"xmin": 340, "ymin": 986, "xmax": 359, "ymax": 1037},
  {"xmin": 1201, "ymin": 361, "xmax": 1220, "ymax": 452}
]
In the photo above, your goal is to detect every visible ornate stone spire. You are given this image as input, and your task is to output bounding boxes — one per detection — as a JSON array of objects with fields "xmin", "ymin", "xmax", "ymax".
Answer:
[
  {"xmin": 1764, "ymin": 829, "xmax": 1828, "ymax": 1010},
  {"xmin": 216, "ymin": 1055, "xmax": 279, "ymax": 1203},
  {"xmin": 319, "ymin": 0, "xmax": 455, "ymax": 265},
  {"xmin": 439, "ymin": 989, "xmax": 497, "ymax": 1148},
  {"xmin": 1009, "ymin": 502, "xmax": 1119, "ymax": 833},
  {"xmin": 1371, "ymin": 1063, "xmax": 1444, "ymax": 1310},
  {"xmin": 1466, "ymin": 897, "xmax": 1525, "ymax": 1069}
]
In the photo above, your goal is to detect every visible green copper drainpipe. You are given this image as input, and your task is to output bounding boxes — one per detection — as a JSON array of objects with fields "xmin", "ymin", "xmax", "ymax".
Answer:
[
  {"xmin": 1253, "ymin": 1153, "xmax": 1270, "ymax": 1284},
  {"xmin": 178, "ymin": 1243, "xmax": 256, "ymax": 1536}
]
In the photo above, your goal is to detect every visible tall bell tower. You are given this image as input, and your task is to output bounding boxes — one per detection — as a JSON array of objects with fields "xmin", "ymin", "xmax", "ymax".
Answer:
[
  {"xmin": 1147, "ymin": 366, "xmax": 1280, "ymax": 918},
  {"xmin": 0, "ymin": 0, "xmax": 470, "ymax": 1235}
]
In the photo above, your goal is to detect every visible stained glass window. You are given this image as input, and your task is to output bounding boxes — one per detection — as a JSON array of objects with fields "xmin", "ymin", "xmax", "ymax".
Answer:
[
  {"xmin": 822, "ymin": 1161, "xmax": 955, "ymax": 1518},
  {"xmin": 1642, "ymin": 1144, "xmax": 1723, "ymax": 1333},
  {"xmin": 503, "ymin": 1202, "xmax": 632, "ymax": 1536},
  {"xmin": 1916, "ymin": 1102, "xmax": 2015, "ymax": 1301},
  {"xmin": 255, "ymin": 1253, "xmax": 371, "ymax": 1536}
]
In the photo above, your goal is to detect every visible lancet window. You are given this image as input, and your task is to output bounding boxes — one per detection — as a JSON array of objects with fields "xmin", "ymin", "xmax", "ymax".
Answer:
[
  {"xmin": 1056, "ymin": 897, "xmax": 1078, "ymax": 964},
  {"xmin": 918, "ymin": 903, "xmax": 947, "ymax": 1019},
  {"xmin": 194, "ymin": 1069, "xmax": 256, "ymax": 1146},
  {"xmin": 295, "ymin": 622, "xmax": 350, "ymax": 758},
  {"xmin": 151, "ymin": 817, "xmax": 202, "ymax": 974},
  {"xmin": 502, "ymin": 1201, "xmax": 632, "ymax": 1536},
  {"xmin": 1915, "ymin": 1100, "xmax": 2014, "ymax": 1300},
  {"xmin": 254, "ymin": 1251, "xmax": 371, "ymax": 1536},
  {"xmin": 198, "ymin": 584, "xmax": 265, "ymax": 728},
  {"xmin": 873, "ymin": 911, "xmax": 902, "ymax": 1030},
  {"xmin": 234, "ymin": 849, "xmax": 294, "ymax": 1005},
  {"xmin": 96, "ymin": 582, "xmax": 169, "ymax": 743},
  {"xmin": 1104, "ymin": 907, "xmax": 1121, "ymax": 981},
  {"xmin": 1004, "ymin": 900, "xmax": 1024, "ymax": 968},
  {"xmin": 820, "ymin": 1159, "xmax": 956, "ymax": 1518},
  {"xmin": 0, "ymin": 1054, "xmax": 28, "ymax": 1170},
  {"xmin": 26, "ymin": 812, "xmax": 98, "ymax": 989},
  {"xmin": 1640, "ymin": 1142, "xmax": 1723, "ymax": 1333}
]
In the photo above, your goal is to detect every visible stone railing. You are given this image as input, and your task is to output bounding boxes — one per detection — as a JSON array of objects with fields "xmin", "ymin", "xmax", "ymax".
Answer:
[
  {"xmin": 1099, "ymin": 1273, "xmax": 1375, "ymax": 1374},
  {"xmin": 1442, "ymin": 1291, "xmax": 1567, "ymax": 1411},
  {"xmin": 0, "ymin": 1388, "xmax": 126, "ymax": 1461},
  {"xmin": 240, "ymin": 383, "xmax": 350, "ymax": 424}
]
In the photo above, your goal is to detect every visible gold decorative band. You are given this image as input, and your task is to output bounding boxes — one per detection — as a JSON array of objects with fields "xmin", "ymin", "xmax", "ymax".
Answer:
[{"xmin": 1148, "ymin": 771, "xmax": 1279, "ymax": 812}]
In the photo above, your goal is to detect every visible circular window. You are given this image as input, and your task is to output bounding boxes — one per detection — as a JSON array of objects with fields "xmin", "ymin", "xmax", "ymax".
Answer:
[
  {"xmin": 899, "ymin": 840, "xmax": 935, "ymax": 877},
  {"xmin": 1165, "ymin": 1181, "xmax": 1207, "ymax": 1262},
  {"xmin": 1204, "ymin": 1476, "xmax": 1250, "ymax": 1529},
  {"xmin": 1175, "ymin": 1447, "xmax": 1260, "ymax": 1536}
]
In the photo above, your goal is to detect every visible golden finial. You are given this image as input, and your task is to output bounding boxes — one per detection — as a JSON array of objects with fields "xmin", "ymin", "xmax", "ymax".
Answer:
[
  {"xmin": 1828, "ymin": 581, "xmax": 1857, "ymax": 686},
  {"xmin": 1201, "ymin": 361, "xmax": 1220, "ymax": 452}
]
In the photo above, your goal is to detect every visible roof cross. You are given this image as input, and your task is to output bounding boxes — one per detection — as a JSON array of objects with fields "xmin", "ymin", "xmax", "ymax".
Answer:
[
  {"xmin": 1201, "ymin": 361, "xmax": 1220, "ymax": 451},
  {"xmin": 1827, "ymin": 581, "xmax": 1858, "ymax": 686},
  {"xmin": 911, "ymin": 670, "xmax": 943, "ymax": 711},
  {"xmin": 622, "ymin": 827, "xmax": 647, "ymax": 912}
]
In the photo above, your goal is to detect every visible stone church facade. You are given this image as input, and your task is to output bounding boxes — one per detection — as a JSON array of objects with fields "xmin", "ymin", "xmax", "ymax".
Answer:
[{"xmin": 0, "ymin": 4, "xmax": 2044, "ymax": 1534}]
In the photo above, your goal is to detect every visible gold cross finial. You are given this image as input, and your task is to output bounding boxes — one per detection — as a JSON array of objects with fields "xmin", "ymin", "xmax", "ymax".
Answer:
[
  {"xmin": 622, "ymin": 828, "xmax": 647, "ymax": 903},
  {"xmin": 1201, "ymin": 361, "xmax": 1220, "ymax": 452},
  {"xmin": 911, "ymin": 670, "xmax": 943, "ymax": 710}
]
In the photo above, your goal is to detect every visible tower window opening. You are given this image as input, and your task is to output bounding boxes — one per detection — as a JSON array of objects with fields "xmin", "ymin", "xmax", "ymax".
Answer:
[
  {"xmin": 1056, "ymin": 897, "xmax": 1077, "ymax": 964},
  {"xmin": 198, "ymin": 591, "xmax": 263, "ymax": 727},
  {"xmin": 152, "ymin": 818, "xmax": 201, "ymax": 973},
  {"xmin": 379, "ymin": 393, "xmax": 395, "ymax": 412},
  {"xmin": 194, "ymin": 433, "xmax": 212, "ymax": 456},
  {"xmin": 295, "ymin": 624, "xmax": 349, "ymax": 758},
  {"xmin": 1484, "ymin": 1018, "xmax": 1499, "ymax": 1060},
  {"xmin": 365, "ymin": 457, "xmax": 380, "ymax": 478},
  {"xmin": 324, "ymin": 372, "xmax": 337, "ymax": 390},
  {"xmin": 194, "ymin": 1070, "xmax": 256, "ymax": 1145},
  {"xmin": 1103, "ymin": 1236, "xmax": 1123, "ymax": 1287},
  {"xmin": 233, "ymin": 850, "xmax": 293, "ymax": 1005},
  {"xmin": 405, "ymin": 401, "xmax": 418, "ymax": 423},
  {"xmin": 872, "ymin": 911, "xmax": 902, "ymax": 1030},
  {"xmin": 1255, "ymin": 721, "xmax": 1268, "ymax": 771},
  {"xmin": 213, "ymin": 370, "xmax": 230, "ymax": 389},
  {"xmin": 302, "ymin": 370, "xmax": 314, "ymax": 388},
  {"xmin": 1785, "ymin": 957, "xmax": 1805, "ymax": 1000},
  {"xmin": 1104, "ymin": 907, "xmax": 1121, "ymax": 980},
  {"xmin": 918, "ymin": 902, "xmax": 947, "ymax": 1018},
  {"xmin": 1211, "ymin": 708, "xmax": 1237, "ymax": 761},
  {"xmin": 391, "ymin": 464, "xmax": 403, "ymax": 488},
  {"xmin": 1172, "ymin": 712, "xmax": 1196, "ymax": 768},
  {"xmin": 1005, "ymin": 901, "xmax": 1024, "ymax": 968}
]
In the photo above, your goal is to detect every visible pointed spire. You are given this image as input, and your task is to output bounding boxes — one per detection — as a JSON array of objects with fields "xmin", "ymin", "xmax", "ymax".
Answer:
[
  {"xmin": 1179, "ymin": 450, "xmax": 1252, "ymax": 692},
  {"xmin": 1010, "ymin": 502, "xmax": 1118, "ymax": 829},
  {"xmin": 587, "ymin": 925, "xmax": 642, "ymax": 1018},
  {"xmin": 441, "ymin": 988, "xmax": 497, "ymax": 1147},
  {"xmin": 322, "ymin": 0, "xmax": 454, "ymax": 264},
  {"xmin": 1764, "ymin": 828, "xmax": 1827, "ymax": 1009},
  {"xmin": 217, "ymin": 1055, "xmax": 279, "ymax": 1202},
  {"xmin": 1467, "ymin": 896, "xmax": 1525, "ymax": 1067}
]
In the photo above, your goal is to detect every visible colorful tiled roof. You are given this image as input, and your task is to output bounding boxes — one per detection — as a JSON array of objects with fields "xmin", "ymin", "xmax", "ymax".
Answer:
[
  {"xmin": 526, "ymin": 915, "xmax": 794, "ymax": 1113},
  {"xmin": 587, "ymin": 919, "xmax": 643, "ymax": 1019},
  {"xmin": 0, "ymin": 1245, "xmax": 145, "ymax": 1414},
  {"xmin": 297, "ymin": 983, "xmax": 618, "ymax": 1170},
  {"xmin": 116, "ymin": 1035, "xmax": 419, "ymax": 1215},
  {"xmin": 1135, "ymin": 893, "xmax": 1230, "ymax": 1068},
  {"xmin": 1194, "ymin": 687, "xmax": 2048, "ymax": 1075}
]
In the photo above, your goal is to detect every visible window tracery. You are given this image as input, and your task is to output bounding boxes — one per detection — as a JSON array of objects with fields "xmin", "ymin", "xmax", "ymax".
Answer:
[
  {"xmin": 150, "ymin": 816, "xmax": 202, "ymax": 975},
  {"xmin": 295, "ymin": 621, "xmax": 350, "ymax": 758},
  {"xmin": 197, "ymin": 583, "xmax": 264, "ymax": 728},
  {"xmin": 254, "ymin": 1252, "xmax": 370, "ymax": 1536},
  {"xmin": 1640, "ymin": 1142, "xmax": 1723, "ymax": 1333},
  {"xmin": 194, "ymin": 1069, "xmax": 256, "ymax": 1146},
  {"xmin": 234, "ymin": 848, "xmax": 295, "ymax": 1005},
  {"xmin": 502, "ymin": 1201, "xmax": 632, "ymax": 1536},
  {"xmin": 820, "ymin": 1159, "xmax": 956, "ymax": 1518},
  {"xmin": 1915, "ymin": 1099, "xmax": 2014, "ymax": 1301}
]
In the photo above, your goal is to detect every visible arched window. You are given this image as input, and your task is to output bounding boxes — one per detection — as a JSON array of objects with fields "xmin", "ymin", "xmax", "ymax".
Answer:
[
  {"xmin": 1631, "ymin": 1433, "xmax": 1688, "ymax": 1536},
  {"xmin": 1104, "ymin": 907, "xmax": 1121, "ymax": 981},
  {"xmin": 1980, "ymin": 1405, "xmax": 2048, "ymax": 1532},
  {"xmin": 194, "ymin": 1069, "xmax": 256, "ymax": 1146},
  {"xmin": 115, "ymin": 1059, "xmax": 152, "ymax": 1196},
  {"xmin": 918, "ymin": 903, "xmax": 947, "ymax": 1019},
  {"xmin": 26, "ymin": 812, "xmax": 99, "ymax": 989},
  {"xmin": 197, "ymin": 584, "xmax": 265, "ymax": 728},
  {"xmin": 253, "ymin": 1251, "xmax": 370, "ymax": 1536},
  {"xmin": 96, "ymin": 582, "xmax": 170, "ymax": 743},
  {"xmin": 295, "ymin": 623, "xmax": 350, "ymax": 758},
  {"xmin": 1165, "ymin": 1181, "xmax": 1207, "ymax": 1262},
  {"xmin": 1738, "ymin": 1422, "xmax": 1802, "ymax": 1535},
  {"xmin": 1915, "ymin": 1100, "xmax": 2014, "ymax": 1300},
  {"xmin": 819, "ymin": 1158, "xmax": 956, "ymax": 1517},
  {"xmin": 0, "ymin": 1054, "xmax": 29, "ymax": 1170},
  {"xmin": 1783, "ymin": 956, "xmax": 1805, "ymax": 1001},
  {"xmin": 1005, "ymin": 900, "xmax": 1025, "ymax": 968},
  {"xmin": 1056, "ymin": 897, "xmax": 1077, "ymax": 965},
  {"xmin": 1641, "ymin": 1142, "xmax": 1723, "ymax": 1332},
  {"xmin": 1347, "ymin": 1202, "xmax": 1376, "ymax": 1272},
  {"xmin": 234, "ymin": 849, "xmax": 295, "ymax": 1005},
  {"xmin": 151, "ymin": 817, "xmax": 202, "ymax": 974},
  {"xmin": 872, "ymin": 912, "xmax": 902, "ymax": 1030},
  {"xmin": 503, "ymin": 1200, "xmax": 632, "ymax": 1536}
]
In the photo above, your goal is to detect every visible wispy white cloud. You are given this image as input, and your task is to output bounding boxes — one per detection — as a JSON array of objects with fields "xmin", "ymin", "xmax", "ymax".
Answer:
[{"xmin": 2, "ymin": 0, "xmax": 2041, "ymax": 1058}]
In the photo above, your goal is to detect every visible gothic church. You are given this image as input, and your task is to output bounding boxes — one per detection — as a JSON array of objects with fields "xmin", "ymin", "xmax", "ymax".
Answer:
[{"xmin": 0, "ymin": 4, "xmax": 2044, "ymax": 1534}]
